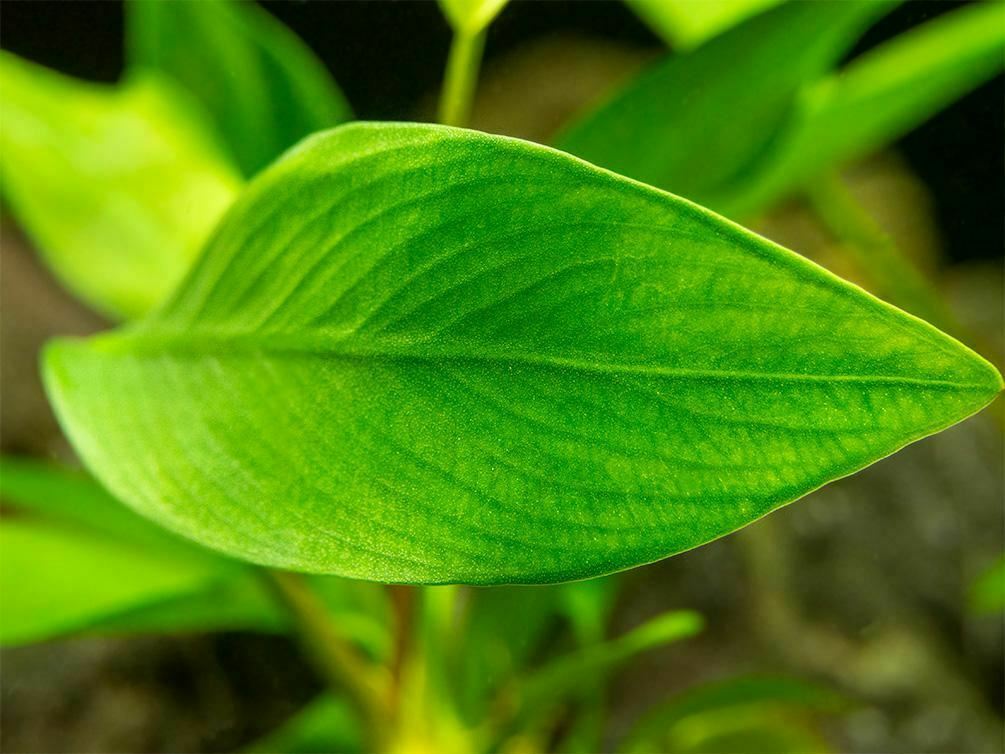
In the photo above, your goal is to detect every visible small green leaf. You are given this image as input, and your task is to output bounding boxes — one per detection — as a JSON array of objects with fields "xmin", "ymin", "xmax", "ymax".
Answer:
[
  {"xmin": 555, "ymin": 1, "xmax": 895, "ymax": 212},
  {"xmin": 514, "ymin": 610, "xmax": 703, "ymax": 719},
  {"xmin": 722, "ymin": 1, "xmax": 1005, "ymax": 216},
  {"xmin": 438, "ymin": 0, "xmax": 509, "ymax": 35},
  {"xmin": 128, "ymin": 0, "xmax": 352, "ymax": 176},
  {"xmin": 246, "ymin": 695, "xmax": 363, "ymax": 754},
  {"xmin": 969, "ymin": 555, "xmax": 1005, "ymax": 615},
  {"xmin": 0, "ymin": 52, "xmax": 241, "ymax": 319},
  {"xmin": 44, "ymin": 123, "xmax": 1002, "ymax": 584},
  {"xmin": 620, "ymin": 675, "xmax": 844, "ymax": 754},
  {"xmin": 625, "ymin": 0, "xmax": 782, "ymax": 49}
]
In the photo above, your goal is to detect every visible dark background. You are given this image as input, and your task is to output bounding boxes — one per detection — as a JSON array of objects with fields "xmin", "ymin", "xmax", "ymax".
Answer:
[{"xmin": 1, "ymin": 0, "xmax": 1002, "ymax": 266}]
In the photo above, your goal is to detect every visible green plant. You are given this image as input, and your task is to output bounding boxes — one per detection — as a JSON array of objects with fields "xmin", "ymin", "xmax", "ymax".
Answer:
[{"xmin": 1, "ymin": 1, "xmax": 1002, "ymax": 752}]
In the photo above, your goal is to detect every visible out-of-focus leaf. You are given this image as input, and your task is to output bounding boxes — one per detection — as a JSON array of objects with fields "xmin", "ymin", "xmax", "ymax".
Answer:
[
  {"xmin": 620, "ymin": 675, "xmax": 845, "ymax": 753},
  {"xmin": 245, "ymin": 695, "xmax": 363, "ymax": 754},
  {"xmin": 722, "ymin": 1, "xmax": 1005, "ymax": 217},
  {"xmin": 512, "ymin": 611, "xmax": 703, "ymax": 725},
  {"xmin": 969, "ymin": 555, "xmax": 1005, "ymax": 614},
  {"xmin": 555, "ymin": 1, "xmax": 895, "ymax": 212},
  {"xmin": 44, "ymin": 123, "xmax": 1003, "ymax": 584},
  {"xmin": 458, "ymin": 586, "xmax": 560, "ymax": 721},
  {"xmin": 0, "ymin": 52, "xmax": 241, "ymax": 319},
  {"xmin": 128, "ymin": 0, "xmax": 352, "ymax": 176},
  {"xmin": 438, "ymin": 0, "xmax": 509, "ymax": 34},
  {"xmin": 0, "ymin": 459, "xmax": 390, "ymax": 650},
  {"xmin": 625, "ymin": 0, "xmax": 782, "ymax": 49}
]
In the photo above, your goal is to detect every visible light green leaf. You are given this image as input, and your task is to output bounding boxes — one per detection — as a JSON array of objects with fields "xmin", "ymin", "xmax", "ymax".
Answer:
[
  {"xmin": 722, "ymin": 1, "xmax": 1005, "ymax": 217},
  {"xmin": 0, "ymin": 458, "xmax": 389, "ymax": 649},
  {"xmin": 620, "ymin": 675, "xmax": 844, "ymax": 754},
  {"xmin": 0, "ymin": 52, "xmax": 241, "ymax": 319},
  {"xmin": 438, "ymin": 0, "xmax": 509, "ymax": 34},
  {"xmin": 555, "ymin": 1, "xmax": 895, "ymax": 213},
  {"xmin": 625, "ymin": 0, "xmax": 783, "ymax": 49},
  {"xmin": 246, "ymin": 694, "xmax": 363, "ymax": 754},
  {"xmin": 128, "ymin": 0, "xmax": 352, "ymax": 176},
  {"xmin": 44, "ymin": 123, "xmax": 1002, "ymax": 584}
]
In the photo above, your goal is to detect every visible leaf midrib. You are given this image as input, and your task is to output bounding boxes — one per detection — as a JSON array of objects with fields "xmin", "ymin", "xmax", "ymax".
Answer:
[{"xmin": 82, "ymin": 330, "xmax": 994, "ymax": 391}]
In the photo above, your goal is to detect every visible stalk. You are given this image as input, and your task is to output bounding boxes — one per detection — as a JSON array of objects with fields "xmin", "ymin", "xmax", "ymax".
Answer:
[
  {"xmin": 264, "ymin": 569, "xmax": 391, "ymax": 751},
  {"xmin": 438, "ymin": 27, "xmax": 486, "ymax": 128}
]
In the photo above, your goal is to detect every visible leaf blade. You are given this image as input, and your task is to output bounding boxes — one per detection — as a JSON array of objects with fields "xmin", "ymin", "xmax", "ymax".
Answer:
[{"xmin": 44, "ymin": 123, "xmax": 1003, "ymax": 584}]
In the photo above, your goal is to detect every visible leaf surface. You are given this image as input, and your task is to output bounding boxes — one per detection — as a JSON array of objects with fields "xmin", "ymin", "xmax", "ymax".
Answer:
[
  {"xmin": 555, "ymin": 1, "xmax": 896, "ymax": 212},
  {"xmin": 128, "ymin": 0, "xmax": 351, "ymax": 176},
  {"xmin": 0, "ymin": 52, "xmax": 241, "ymax": 319},
  {"xmin": 44, "ymin": 123, "xmax": 1002, "ymax": 584}
]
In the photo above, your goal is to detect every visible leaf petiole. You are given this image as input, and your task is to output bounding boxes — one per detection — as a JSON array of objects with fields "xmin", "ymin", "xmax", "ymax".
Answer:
[{"xmin": 438, "ymin": 27, "xmax": 486, "ymax": 127}]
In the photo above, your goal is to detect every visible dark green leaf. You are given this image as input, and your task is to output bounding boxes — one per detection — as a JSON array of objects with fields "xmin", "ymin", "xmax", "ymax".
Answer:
[
  {"xmin": 128, "ymin": 0, "xmax": 352, "ymax": 176},
  {"xmin": 44, "ymin": 123, "xmax": 1002, "ymax": 584},
  {"xmin": 246, "ymin": 695, "xmax": 363, "ymax": 754},
  {"xmin": 0, "ymin": 52, "xmax": 240, "ymax": 319},
  {"xmin": 721, "ymin": 1, "xmax": 1005, "ymax": 217},
  {"xmin": 555, "ymin": 1, "xmax": 896, "ymax": 213},
  {"xmin": 969, "ymin": 555, "xmax": 1005, "ymax": 615}
]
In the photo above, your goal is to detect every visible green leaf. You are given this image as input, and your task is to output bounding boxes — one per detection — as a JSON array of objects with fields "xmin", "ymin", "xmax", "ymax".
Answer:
[
  {"xmin": 245, "ymin": 695, "xmax": 363, "ymax": 754},
  {"xmin": 620, "ymin": 675, "xmax": 844, "ymax": 754},
  {"xmin": 438, "ymin": 0, "xmax": 509, "ymax": 34},
  {"xmin": 0, "ymin": 52, "xmax": 241, "ymax": 319},
  {"xmin": 625, "ymin": 0, "xmax": 783, "ymax": 49},
  {"xmin": 513, "ymin": 610, "xmax": 703, "ymax": 720},
  {"xmin": 128, "ymin": 0, "xmax": 352, "ymax": 176},
  {"xmin": 0, "ymin": 458, "xmax": 390, "ymax": 650},
  {"xmin": 43, "ymin": 123, "xmax": 1003, "ymax": 584},
  {"xmin": 969, "ymin": 555, "xmax": 1005, "ymax": 615},
  {"xmin": 722, "ymin": 1, "xmax": 1005, "ymax": 217},
  {"xmin": 555, "ymin": 1, "xmax": 896, "ymax": 213}
]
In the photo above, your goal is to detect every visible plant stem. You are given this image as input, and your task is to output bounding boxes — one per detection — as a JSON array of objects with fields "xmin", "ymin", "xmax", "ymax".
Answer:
[
  {"xmin": 263, "ymin": 569, "xmax": 390, "ymax": 750},
  {"xmin": 388, "ymin": 583, "xmax": 416, "ymax": 711},
  {"xmin": 438, "ymin": 27, "xmax": 486, "ymax": 127}
]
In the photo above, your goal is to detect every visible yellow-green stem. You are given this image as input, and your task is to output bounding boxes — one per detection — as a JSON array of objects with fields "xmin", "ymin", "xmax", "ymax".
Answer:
[
  {"xmin": 264, "ymin": 569, "xmax": 391, "ymax": 751},
  {"xmin": 438, "ymin": 28, "xmax": 486, "ymax": 127}
]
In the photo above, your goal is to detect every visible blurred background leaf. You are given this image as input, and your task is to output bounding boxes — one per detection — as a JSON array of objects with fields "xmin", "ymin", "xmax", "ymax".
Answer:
[
  {"xmin": 128, "ymin": 0, "xmax": 352, "ymax": 177},
  {"xmin": 624, "ymin": 0, "xmax": 781, "ymax": 49},
  {"xmin": 0, "ymin": 52, "xmax": 240, "ymax": 319}
]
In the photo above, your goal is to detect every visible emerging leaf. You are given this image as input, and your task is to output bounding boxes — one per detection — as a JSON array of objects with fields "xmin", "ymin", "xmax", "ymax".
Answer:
[
  {"xmin": 438, "ymin": 0, "xmax": 510, "ymax": 35},
  {"xmin": 44, "ymin": 123, "xmax": 1002, "ymax": 584},
  {"xmin": 0, "ymin": 52, "xmax": 241, "ymax": 319},
  {"xmin": 128, "ymin": 0, "xmax": 352, "ymax": 176},
  {"xmin": 625, "ymin": 0, "xmax": 782, "ymax": 49}
]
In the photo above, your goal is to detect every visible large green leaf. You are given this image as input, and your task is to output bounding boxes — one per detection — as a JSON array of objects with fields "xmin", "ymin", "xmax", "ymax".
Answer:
[
  {"xmin": 0, "ymin": 52, "xmax": 241, "ymax": 319},
  {"xmin": 625, "ymin": 0, "xmax": 783, "ymax": 49},
  {"xmin": 555, "ymin": 1, "xmax": 895, "ymax": 213},
  {"xmin": 721, "ymin": 1, "xmax": 1005, "ymax": 217},
  {"xmin": 128, "ymin": 0, "xmax": 352, "ymax": 176},
  {"xmin": 44, "ymin": 123, "xmax": 1002, "ymax": 584}
]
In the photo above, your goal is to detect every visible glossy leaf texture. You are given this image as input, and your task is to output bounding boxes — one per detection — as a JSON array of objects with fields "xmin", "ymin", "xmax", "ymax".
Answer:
[
  {"xmin": 0, "ymin": 52, "xmax": 241, "ymax": 319},
  {"xmin": 0, "ymin": 458, "xmax": 390, "ymax": 650},
  {"xmin": 128, "ymin": 0, "xmax": 352, "ymax": 176},
  {"xmin": 438, "ymin": 0, "xmax": 510, "ymax": 34},
  {"xmin": 625, "ymin": 0, "xmax": 782, "ymax": 49},
  {"xmin": 44, "ymin": 123, "xmax": 1003, "ymax": 584},
  {"xmin": 554, "ymin": 0, "xmax": 896, "ymax": 213},
  {"xmin": 721, "ymin": 1, "xmax": 1005, "ymax": 217}
]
